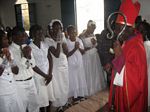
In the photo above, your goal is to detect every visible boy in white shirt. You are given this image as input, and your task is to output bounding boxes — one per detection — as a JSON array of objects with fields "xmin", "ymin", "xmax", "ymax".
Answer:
[
  {"xmin": 0, "ymin": 29, "xmax": 25, "ymax": 112},
  {"xmin": 9, "ymin": 26, "xmax": 51, "ymax": 112}
]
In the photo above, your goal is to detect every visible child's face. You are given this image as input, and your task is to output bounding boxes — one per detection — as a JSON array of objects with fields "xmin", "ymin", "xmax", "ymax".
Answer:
[
  {"xmin": 2, "ymin": 34, "xmax": 9, "ymax": 48},
  {"xmin": 68, "ymin": 28, "xmax": 77, "ymax": 39},
  {"xmin": 52, "ymin": 23, "xmax": 62, "ymax": 35},
  {"xmin": 35, "ymin": 29, "xmax": 44, "ymax": 41},
  {"xmin": 14, "ymin": 32, "xmax": 27, "ymax": 45}
]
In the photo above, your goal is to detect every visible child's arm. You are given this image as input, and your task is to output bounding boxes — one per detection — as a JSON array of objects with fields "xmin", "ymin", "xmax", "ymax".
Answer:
[{"xmin": 66, "ymin": 42, "xmax": 79, "ymax": 57}]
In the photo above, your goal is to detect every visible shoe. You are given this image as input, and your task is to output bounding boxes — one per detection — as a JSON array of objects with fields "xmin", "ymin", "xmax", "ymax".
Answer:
[
  {"xmin": 80, "ymin": 97, "xmax": 86, "ymax": 101},
  {"xmin": 78, "ymin": 97, "xmax": 87, "ymax": 102},
  {"xmin": 64, "ymin": 102, "xmax": 72, "ymax": 108},
  {"xmin": 56, "ymin": 106, "xmax": 63, "ymax": 112},
  {"xmin": 73, "ymin": 98, "xmax": 80, "ymax": 105}
]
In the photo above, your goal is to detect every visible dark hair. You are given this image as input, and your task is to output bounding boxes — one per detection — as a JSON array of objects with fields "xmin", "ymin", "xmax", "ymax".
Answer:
[
  {"xmin": 6, "ymin": 27, "xmax": 12, "ymax": 44},
  {"xmin": 52, "ymin": 21, "xmax": 62, "ymax": 29},
  {"xmin": 67, "ymin": 25, "xmax": 75, "ymax": 33},
  {"xmin": 139, "ymin": 21, "xmax": 150, "ymax": 41},
  {"xmin": 47, "ymin": 25, "xmax": 51, "ymax": 32},
  {"xmin": 135, "ymin": 16, "xmax": 142, "ymax": 24},
  {"xmin": 29, "ymin": 24, "xmax": 42, "ymax": 39},
  {"xmin": 135, "ymin": 16, "xmax": 142, "ymax": 29},
  {"xmin": 0, "ymin": 30, "xmax": 6, "ymax": 49},
  {"xmin": 12, "ymin": 26, "xmax": 25, "ymax": 36},
  {"xmin": 6, "ymin": 26, "xmax": 12, "ymax": 33}
]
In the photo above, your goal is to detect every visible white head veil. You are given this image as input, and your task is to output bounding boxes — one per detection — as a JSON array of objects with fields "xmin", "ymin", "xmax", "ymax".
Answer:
[
  {"xmin": 49, "ymin": 19, "xmax": 63, "ymax": 29},
  {"xmin": 87, "ymin": 20, "xmax": 96, "ymax": 27}
]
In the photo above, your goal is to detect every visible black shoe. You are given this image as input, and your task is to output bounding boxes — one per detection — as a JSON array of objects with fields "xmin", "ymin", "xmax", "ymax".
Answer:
[
  {"xmin": 56, "ymin": 106, "xmax": 64, "ymax": 112},
  {"xmin": 64, "ymin": 102, "xmax": 72, "ymax": 109},
  {"xmin": 73, "ymin": 98, "xmax": 80, "ymax": 105}
]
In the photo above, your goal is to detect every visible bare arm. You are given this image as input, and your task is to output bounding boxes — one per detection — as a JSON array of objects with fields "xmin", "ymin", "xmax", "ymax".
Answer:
[
  {"xmin": 0, "ymin": 66, "xmax": 4, "ymax": 76},
  {"xmin": 49, "ymin": 43, "xmax": 61, "ymax": 58},
  {"xmin": 79, "ymin": 47, "xmax": 85, "ymax": 55},
  {"xmin": 45, "ymin": 49, "xmax": 53, "ymax": 85},
  {"xmin": 64, "ymin": 42, "xmax": 79, "ymax": 57},
  {"xmin": 32, "ymin": 66, "xmax": 48, "ymax": 78},
  {"xmin": 62, "ymin": 43, "xmax": 68, "ymax": 56},
  {"xmin": 67, "ymin": 48, "xmax": 77, "ymax": 57}
]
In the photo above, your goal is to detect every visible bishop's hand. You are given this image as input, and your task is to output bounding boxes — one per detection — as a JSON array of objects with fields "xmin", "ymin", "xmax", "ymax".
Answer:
[{"xmin": 113, "ymin": 40, "xmax": 122, "ymax": 57}]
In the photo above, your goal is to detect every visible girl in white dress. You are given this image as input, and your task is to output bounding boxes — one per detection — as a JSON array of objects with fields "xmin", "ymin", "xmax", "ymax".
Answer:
[
  {"xmin": 45, "ymin": 19, "xmax": 69, "ymax": 111},
  {"xmin": 0, "ymin": 30, "xmax": 25, "ymax": 112},
  {"xmin": 79, "ymin": 20, "xmax": 106, "ymax": 96},
  {"xmin": 29, "ymin": 25, "xmax": 54, "ymax": 112},
  {"xmin": 65, "ymin": 25, "xmax": 88, "ymax": 100}
]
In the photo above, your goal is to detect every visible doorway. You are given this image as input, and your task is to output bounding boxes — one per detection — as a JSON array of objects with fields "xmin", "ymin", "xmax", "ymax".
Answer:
[{"xmin": 76, "ymin": 0, "xmax": 104, "ymax": 34}]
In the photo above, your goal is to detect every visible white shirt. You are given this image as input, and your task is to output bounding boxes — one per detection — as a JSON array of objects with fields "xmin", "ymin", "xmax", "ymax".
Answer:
[
  {"xmin": 9, "ymin": 42, "xmax": 36, "ymax": 80},
  {"xmin": 0, "ymin": 57, "xmax": 16, "ymax": 95}
]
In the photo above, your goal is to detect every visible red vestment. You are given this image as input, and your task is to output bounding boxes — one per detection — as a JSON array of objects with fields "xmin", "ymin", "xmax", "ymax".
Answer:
[{"xmin": 109, "ymin": 33, "xmax": 148, "ymax": 112}]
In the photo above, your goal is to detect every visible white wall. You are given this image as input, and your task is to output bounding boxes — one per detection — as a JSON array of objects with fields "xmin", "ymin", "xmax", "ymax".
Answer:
[
  {"xmin": 30, "ymin": 0, "xmax": 61, "ymax": 31},
  {"xmin": 0, "ymin": 0, "xmax": 16, "ymax": 28},
  {"xmin": 0, "ymin": 0, "xmax": 61, "ymax": 31},
  {"xmin": 139, "ymin": 0, "xmax": 150, "ymax": 23}
]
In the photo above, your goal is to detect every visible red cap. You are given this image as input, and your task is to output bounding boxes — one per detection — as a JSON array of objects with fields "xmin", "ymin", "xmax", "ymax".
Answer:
[{"xmin": 116, "ymin": 0, "xmax": 141, "ymax": 26}]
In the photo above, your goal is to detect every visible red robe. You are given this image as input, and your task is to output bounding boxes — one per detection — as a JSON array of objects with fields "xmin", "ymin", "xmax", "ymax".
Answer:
[{"xmin": 109, "ymin": 33, "xmax": 148, "ymax": 112}]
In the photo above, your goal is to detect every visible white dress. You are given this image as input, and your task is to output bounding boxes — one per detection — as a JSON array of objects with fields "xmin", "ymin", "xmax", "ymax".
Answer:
[
  {"xmin": 144, "ymin": 41, "xmax": 150, "ymax": 106},
  {"xmin": 45, "ymin": 37, "xmax": 69, "ymax": 107},
  {"xmin": 30, "ymin": 41, "xmax": 55, "ymax": 107},
  {"xmin": 81, "ymin": 36, "xmax": 106, "ymax": 96},
  {"xmin": 0, "ymin": 57, "xmax": 25, "ymax": 112},
  {"xmin": 67, "ymin": 37, "xmax": 88, "ymax": 98}
]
